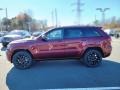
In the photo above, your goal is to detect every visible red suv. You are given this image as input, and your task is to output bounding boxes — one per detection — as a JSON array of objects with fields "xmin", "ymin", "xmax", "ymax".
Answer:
[{"xmin": 6, "ymin": 26, "xmax": 112, "ymax": 69}]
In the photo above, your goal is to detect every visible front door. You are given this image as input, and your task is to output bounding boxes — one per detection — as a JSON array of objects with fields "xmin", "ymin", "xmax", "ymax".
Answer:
[{"xmin": 37, "ymin": 28, "xmax": 65, "ymax": 59}]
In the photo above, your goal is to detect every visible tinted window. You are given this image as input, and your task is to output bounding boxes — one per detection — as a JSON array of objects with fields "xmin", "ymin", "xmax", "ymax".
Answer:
[
  {"xmin": 46, "ymin": 29, "xmax": 63, "ymax": 40},
  {"xmin": 64, "ymin": 28, "xmax": 83, "ymax": 39},
  {"xmin": 83, "ymin": 28, "xmax": 101, "ymax": 37}
]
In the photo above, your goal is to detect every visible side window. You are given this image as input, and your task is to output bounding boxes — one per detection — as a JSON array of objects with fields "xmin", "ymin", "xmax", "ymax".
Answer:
[
  {"xmin": 83, "ymin": 29, "xmax": 101, "ymax": 37},
  {"xmin": 46, "ymin": 29, "xmax": 63, "ymax": 40},
  {"xmin": 64, "ymin": 28, "xmax": 83, "ymax": 39}
]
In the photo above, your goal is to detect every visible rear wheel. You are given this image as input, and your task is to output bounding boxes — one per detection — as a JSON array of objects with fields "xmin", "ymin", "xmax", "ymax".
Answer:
[
  {"xmin": 12, "ymin": 51, "xmax": 33, "ymax": 69},
  {"xmin": 83, "ymin": 49, "xmax": 102, "ymax": 67}
]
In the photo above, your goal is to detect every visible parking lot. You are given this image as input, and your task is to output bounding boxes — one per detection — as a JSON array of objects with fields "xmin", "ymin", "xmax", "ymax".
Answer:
[{"xmin": 0, "ymin": 38, "xmax": 120, "ymax": 90}]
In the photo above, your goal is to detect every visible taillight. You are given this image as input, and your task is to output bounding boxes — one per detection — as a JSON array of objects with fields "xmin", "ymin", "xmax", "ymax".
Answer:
[{"xmin": 106, "ymin": 36, "xmax": 112, "ymax": 48}]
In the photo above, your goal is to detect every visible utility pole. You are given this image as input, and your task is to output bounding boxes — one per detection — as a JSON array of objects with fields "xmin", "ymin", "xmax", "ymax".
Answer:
[
  {"xmin": 5, "ymin": 8, "xmax": 8, "ymax": 31},
  {"xmin": 51, "ymin": 10, "xmax": 54, "ymax": 27},
  {"xmin": 51, "ymin": 8, "xmax": 58, "ymax": 27},
  {"xmin": 72, "ymin": 0, "xmax": 84, "ymax": 25},
  {"xmin": 96, "ymin": 8, "xmax": 110, "ymax": 24},
  {"xmin": 55, "ymin": 8, "xmax": 58, "ymax": 27}
]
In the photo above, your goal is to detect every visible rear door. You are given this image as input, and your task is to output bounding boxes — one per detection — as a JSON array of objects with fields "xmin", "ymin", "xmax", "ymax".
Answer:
[{"xmin": 63, "ymin": 27, "xmax": 86, "ymax": 57}]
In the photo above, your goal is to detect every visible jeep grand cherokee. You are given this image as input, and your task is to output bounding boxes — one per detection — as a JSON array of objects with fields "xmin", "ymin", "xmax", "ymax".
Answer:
[{"xmin": 6, "ymin": 26, "xmax": 112, "ymax": 69}]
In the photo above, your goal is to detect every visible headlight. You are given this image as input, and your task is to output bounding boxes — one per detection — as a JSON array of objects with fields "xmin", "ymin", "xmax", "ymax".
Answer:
[{"xmin": 6, "ymin": 43, "xmax": 13, "ymax": 51}]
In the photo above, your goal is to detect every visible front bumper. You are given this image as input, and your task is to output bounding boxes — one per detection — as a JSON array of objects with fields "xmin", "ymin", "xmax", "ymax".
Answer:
[{"xmin": 6, "ymin": 49, "xmax": 13, "ymax": 63}]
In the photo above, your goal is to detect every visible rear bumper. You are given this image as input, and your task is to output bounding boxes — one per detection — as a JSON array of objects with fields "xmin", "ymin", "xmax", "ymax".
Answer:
[
  {"xmin": 104, "ymin": 52, "xmax": 111, "ymax": 58},
  {"xmin": 103, "ymin": 46, "xmax": 112, "ymax": 58}
]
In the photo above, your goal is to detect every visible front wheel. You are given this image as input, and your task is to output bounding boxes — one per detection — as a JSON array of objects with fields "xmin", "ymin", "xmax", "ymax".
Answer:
[
  {"xmin": 12, "ymin": 51, "xmax": 33, "ymax": 69},
  {"xmin": 83, "ymin": 49, "xmax": 102, "ymax": 67}
]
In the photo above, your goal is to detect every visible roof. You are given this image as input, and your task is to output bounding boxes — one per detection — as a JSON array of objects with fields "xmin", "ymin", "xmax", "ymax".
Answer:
[{"xmin": 53, "ymin": 26, "xmax": 102, "ymax": 29}]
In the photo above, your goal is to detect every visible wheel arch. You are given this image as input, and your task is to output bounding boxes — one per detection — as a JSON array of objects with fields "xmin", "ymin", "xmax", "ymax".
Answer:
[
  {"xmin": 83, "ymin": 47, "xmax": 104, "ymax": 57},
  {"xmin": 11, "ymin": 49, "xmax": 33, "ymax": 63}
]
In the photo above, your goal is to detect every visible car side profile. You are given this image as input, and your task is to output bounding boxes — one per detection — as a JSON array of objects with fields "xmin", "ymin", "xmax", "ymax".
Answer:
[{"xmin": 6, "ymin": 26, "xmax": 112, "ymax": 69}]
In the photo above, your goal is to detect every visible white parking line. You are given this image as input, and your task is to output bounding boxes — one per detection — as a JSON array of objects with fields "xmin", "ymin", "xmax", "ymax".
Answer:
[{"xmin": 43, "ymin": 87, "xmax": 120, "ymax": 90}]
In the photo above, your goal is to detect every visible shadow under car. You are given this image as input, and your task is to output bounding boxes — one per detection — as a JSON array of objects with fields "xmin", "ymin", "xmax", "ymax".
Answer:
[{"xmin": 6, "ymin": 59, "xmax": 120, "ymax": 90}]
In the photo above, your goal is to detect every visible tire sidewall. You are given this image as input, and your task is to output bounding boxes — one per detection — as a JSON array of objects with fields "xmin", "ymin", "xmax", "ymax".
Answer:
[
  {"xmin": 83, "ymin": 49, "xmax": 102, "ymax": 67},
  {"xmin": 12, "ymin": 51, "xmax": 32, "ymax": 69}
]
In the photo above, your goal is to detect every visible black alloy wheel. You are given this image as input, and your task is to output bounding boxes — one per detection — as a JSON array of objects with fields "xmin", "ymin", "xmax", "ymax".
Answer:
[
  {"xmin": 83, "ymin": 49, "xmax": 102, "ymax": 67},
  {"xmin": 12, "ymin": 51, "xmax": 33, "ymax": 69}
]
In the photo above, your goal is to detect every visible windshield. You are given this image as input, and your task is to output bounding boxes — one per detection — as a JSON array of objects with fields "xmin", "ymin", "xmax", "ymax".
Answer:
[
  {"xmin": 35, "ymin": 30, "xmax": 49, "ymax": 39},
  {"xmin": 9, "ymin": 31, "xmax": 25, "ymax": 36}
]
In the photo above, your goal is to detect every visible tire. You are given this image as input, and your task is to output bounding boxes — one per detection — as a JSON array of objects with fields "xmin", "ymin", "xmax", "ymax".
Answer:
[
  {"xmin": 12, "ymin": 51, "xmax": 33, "ymax": 69},
  {"xmin": 83, "ymin": 49, "xmax": 102, "ymax": 67}
]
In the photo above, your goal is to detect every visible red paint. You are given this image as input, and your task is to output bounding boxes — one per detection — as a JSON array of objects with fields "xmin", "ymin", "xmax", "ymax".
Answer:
[{"xmin": 6, "ymin": 26, "xmax": 112, "ymax": 62}]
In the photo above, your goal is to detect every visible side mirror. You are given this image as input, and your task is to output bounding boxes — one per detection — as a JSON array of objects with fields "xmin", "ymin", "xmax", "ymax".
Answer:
[{"xmin": 41, "ymin": 35, "xmax": 47, "ymax": 41}]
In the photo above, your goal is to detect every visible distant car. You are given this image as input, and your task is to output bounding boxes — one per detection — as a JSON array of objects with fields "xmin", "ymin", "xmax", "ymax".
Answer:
[
  {"xmin": 0, "ymin": 31, "xmax": 7, "ymax": 37},
  {"xmin": 32, "ymin": 31, "xmax": 44, "ymax": 37},
  {"xmin": 6, "ymin": 26, "xmax": 112, "ymax": 69},
  {"xmin": 0, "ymin": 37, "xmax": 2, "ymax": 43},
  {"xmin": 109, "ymin": 30, "xmax": 117, "ymax": 36},
  {"xmin": 1, "ymin": 30, "xmax": 31, "ymax": 47},
  {"xmin": 115, "ymin": 31, "xmax": 120, "ymax": 38},
  {"xmin": 0, "ymin": 31, "xmax": 8, "ymax": 43},
  {"xmin": 104, "ymin": 29, "xmax": 116, "ymax": 36}
]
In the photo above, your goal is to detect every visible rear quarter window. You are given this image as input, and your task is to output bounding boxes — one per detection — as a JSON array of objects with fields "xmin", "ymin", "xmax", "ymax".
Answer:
[
  {"xmin": 83, "ymin": 28, "xmax": 101, "ymax": 37},
  {"xmin": 64, "ymin": 28, "xmax": 83, "ymax": 39}
]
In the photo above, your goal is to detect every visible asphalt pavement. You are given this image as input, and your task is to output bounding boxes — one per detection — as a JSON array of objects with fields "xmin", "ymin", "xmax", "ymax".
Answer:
[
  {"xmin": 0, "ymin": 38, "xmax": 120, "ymax": 90},
  {"xmin": 6, "ymin": 60, "xmax": 120, "ymax": 90}
]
